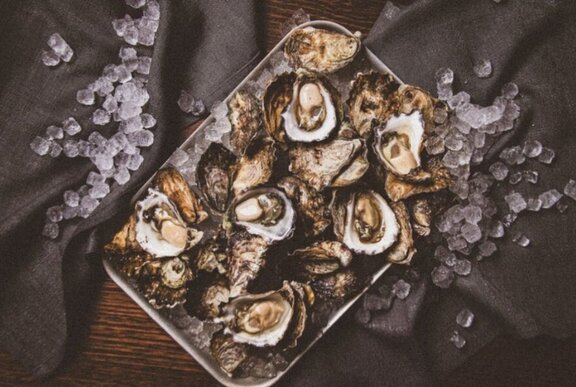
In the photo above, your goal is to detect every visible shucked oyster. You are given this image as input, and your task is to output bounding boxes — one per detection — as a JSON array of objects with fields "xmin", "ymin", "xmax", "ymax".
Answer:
[
  {"xmin": 277, "ymin": 176, "xmax": 330, "ymax": 237},
  {"xmin": 229, "ymin": 187, "xmax": 296, "ymax": 243},
  {"xmin": 332, "ymin": 189, "xmax": 399, "ymax": 255},
  {"xmin": 228, "ymin": 91, "xmax": 261, "ymax": 155},
  {"xmin": 263, "ymin": 71, "xmax": 342, "ymax": 143},
  {"xmin": 395, "ymin": 84, "xmax": 445, "ymax": 132},
  {"xmin": 197, "ymin": 143, "xmax": 236, "ymax": 213},
  {"xmin": 231, "ymin": 137, "xmax": 277, "ymax": 196},
  {"xmin": 284, "ymin": 27, "xmax": 361, "ymax": 74},
  {"xmin": 347, "ymin": 71, "xmax": 399, "ymax": 138}
]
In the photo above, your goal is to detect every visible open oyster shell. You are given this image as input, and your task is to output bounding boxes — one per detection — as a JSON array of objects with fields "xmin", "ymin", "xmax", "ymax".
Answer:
[
  {"xmin": 228, "ymin": 91, "xmax": 261, "ymax": 155},
  {"xmin": 197, "ymin": 143, "xmax": 236, "ymax": 213},
  {"xmin": 231, "ymin": 137, "xmax": 277, "ymax": 196},
  {"xmin": 284, "ymin": 27, "xmax": 361, "ymax": 74},
  {"xmin": 395, "ymin": 84, "xmax": 446, "ymax": 132}
]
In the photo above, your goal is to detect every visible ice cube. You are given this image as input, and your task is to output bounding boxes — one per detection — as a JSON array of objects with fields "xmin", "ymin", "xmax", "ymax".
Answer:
[
  {"xmin": 46, "ymin": 205, "xmax": 64, "ymax": 223},
  {"xmin": 128, "ymin": 129, "xmax": 154, "ymax": 147},
  {"xmin": 463, "ymin": 205, "xmax": 482, "ymax": 224},
  {"xmin": 141, "ymin": 113, "xmax": 156, "ymax": 128},
  {"xmin": 456, "ymin": 308, "xmax": 475, "ymax": 328},
  {"xmin": 448, "ymin": 235, "xmax": 467, "ymax": 251},
  {"xmin": 62, "ymin": 117, "xmax": 81, "ymax": 136},
  {"xmin": 115, "ymin": 64, "xmax": 133, "ymax": 84},
  {"xmin": 79, "ymin": 195, "xmax": 99, "ymax": 218},
  {"xmin": 392, "ymin": 279, "xmax": 411, "ymax": 300},
  {"xmin": 425, "ymin": 135, "xmax": 445, "ymax": 156},
  {"xmin": 30, "ymin": 136, "xmax": 51, "ymax": 156},
  {"xmin": 489, "ymin": 161, "xmax": 509, "ymax": 181},
  {"xmin": 138, "ymin": 27, "xmax": 155, "ymax": 46},
  {"xmin": 62, "ymin": 139, "xmax": 79, "ymax": 157},
  {"xmin": 461, "ymin": 223, "xmax": 482, "ymax": 243},
  {"xmin": 63, "ymin": 205, "xmax": 79, "ymax": 220},
  {"xmin": 91, "ymin": 149, "xmax": 114, "ymax": 172},
  {"xmin": 102, "ymin": 95, "xmax": 118, "ymax": 113},
  {"xmin": 76, "ymin": 89, "xmax": 95, "ymax": 105},
  {"xmin": 538, "ymin": 147, "xmax": 555, "ymax": 164},
  {"xmin": 448, "ymin": 91, "xmax": 471, "ymax": 110},
  {"xmin": 112, "ymin": 17, "xmax": 129, "ymax": 37},
  {"xmin": 47, "ymin": 33, "xmax": 73, "ymax": 62},
  {"xmin": 86, "ymin": 171, "xmax": 105, "ymax": 186},
  {"xmin": 191, "ymin": 99, "xmax": 206, "ymax": 116},
  {"xmin": 556, "ymin": 200, "xmax": 568, "ymax": 213},
  {"xmin": 121, "ymin": 115, "xmax": 143, "ymax": 133},
  {"xmin": 445, "ymin": 132, "xmax": 464, "ymax": 151},
  {"xmin": 499, "ymin": 146, "xmax": 525, "ymax": 165},
  {"xmin": 49, "ymin": 142, "xmax": 62, "ymax": 158},
  {"xmin": 89, "ymin": 183, "xmax": 110, "ymax": 199},
  {"xmin": 177, "ymin": 90, "xmax": 195, "ymax": 113},
  {"xmin": 127, "ymin": 153, "xmax": 144, "ymax": 171},
  {"xmin": 450, "ymin": 330, "xmax": 466, "ymax": 349},
  {"xmin": 137, "ymin": 56, "xmax": 152, "ymax": 75},
  {"xmin": 87, "ymin": 131, "xmax": 106, "ymax": 148},
  {"xmin": 210, "ymin": 100, "xmax": 228, "ymax": 119},
  {"xmin": 131, "ymin": 88, "xmax": 150, "ymax": 107},
  {"xmin": 431, "ymin": 265, "xmax": 454, "ymax": 289},
  {"xmin": 523, "ymin": 170, "xmax": 538, "ymax": 184},
  {"xmin": 63, "ymin": 190, "xmax": 80, "ymax": 207},
  {"xmin": 168, "ymin": 148, "xmax": 189, "ymax": 167},
  {"xmin": 526, "ymin": 198, "xmax": 542, "ymax": 212},
  {"xmin": 113, "ymin": 166, "xmax": 131, "ymax": 185},
  {"xmin": 123, "ymin": 26, "xmax": 139, "ymax": 45},
  {"xmin": 564, "ymin": 179, "xmax": 576, "ymax": 201},
  {"xmin": 478, "ymin": 240, "xmax": 497, "ymax": 257},
  {"xmin": 501, "ymin": 82, "xmax": 519, "ymax": 99},
  {"xmin": 42, "ymin": 222, "xmax": 59, "ymax": 239},
  {"xmin": 383, "ymin": 1, "xmax": 401, "ymax": 19},
  {"xmin": 454, "ymin": 259, "xmax": 472, "ymax": 276},
  {"xmin": 512, "ymin": 232, "xmax": 530, "ymax": 247},
  {"xmin": 144, "ymin": 0, "xmax": 160, "ymax": 21},
  {"xmin": 119, "ymin": 46, "xmax": 137, "ymax": 60},
  {"xmin": 473, "ymin": 59, "xmax": 492, "ymax": 78},
  {"xmin": 502, "ymin": 212, "xmax": 518, "ymax": 228},
  {"xmin": 442, "ymin": 150, "xmax": 460, "ymax": 169},
  {"xmin": 509, "ymin": 172, "xmax": 522, "ymax": 185},
  {"xmin": 539, "ymin": 189, "xmax": 563, "ymax": 209},
  {"xmin": 118, "ymin": 102, "xmax": 142, "ymax": 120},
  {"xmin": 435, "ymin": 67, "xmax": 454, "ymax": 87},
  {"xmin": 505, "ymin": 192, "xmax": 527, "ymax": 213},
  {"xmin": 92, "ymin": 77, "xmax": 114, "ymax": 97},
  {"xmin": 489, "ymin": 220, "xmax": 505, "ymax": 238},
  {"xmin": 92, "ymin": 109, "xmax": 111, "ymax": 126},
  {"xmin": 522, "ymin": 139, "xmax": 542, "ymax": 158},
  {"xmin": 41, "ymin": 50, "xmax": 60, "ymax": 66}
]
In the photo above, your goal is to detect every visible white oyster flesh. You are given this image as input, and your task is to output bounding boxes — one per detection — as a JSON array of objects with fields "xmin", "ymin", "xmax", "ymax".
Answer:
[
  {"xmin": 135, "ymin": 189, "xmax": 202, "ymax": 258},
  {"xmin": 342, "ymin": 191, "xmax": 399, "ymax": 255},
  {"xmin": 282, "ymin": 80, "xmax": 337, "ymax": 142},
  {"xmin": 377, "ymin": 111, "xmax": 425, "ymax": 176}
]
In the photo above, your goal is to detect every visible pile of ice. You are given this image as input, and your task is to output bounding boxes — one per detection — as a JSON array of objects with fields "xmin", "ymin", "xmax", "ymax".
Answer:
[
  {"xmin": 34, "ymin": 0, "xmax": 160, "ymax": 240},
  {"xmin": 112, "ymin": 0, "xmax": 159, "ymax": 47},
  {"xmin": 41, "ymin": 33, "xmax": 74, "ymax": 67}
]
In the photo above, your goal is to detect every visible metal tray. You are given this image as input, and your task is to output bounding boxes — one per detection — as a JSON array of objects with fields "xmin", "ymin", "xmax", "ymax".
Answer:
[{"xmin": 103, "ymin": 20, "xmax": 404, "ymax": 387}]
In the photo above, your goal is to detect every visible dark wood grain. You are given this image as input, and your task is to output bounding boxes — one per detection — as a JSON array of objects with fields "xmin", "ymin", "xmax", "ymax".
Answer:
[{"xmin": 1, "ymin": 1, "xmax": 575, "ymax": 386}]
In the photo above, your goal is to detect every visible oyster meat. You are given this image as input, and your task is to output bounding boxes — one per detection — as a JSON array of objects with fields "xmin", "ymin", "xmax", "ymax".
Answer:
[
  {"xmin": 277, "ymin": 176, "xmax": 330, "ymax": 237},
  {"xmin": 229, "ymin": 187, "xmax": 295, "ymax": 243},
  {"xmin": 289, "ymin": 240, "xmax": 353, "ymax": 278},
  {"xmin": 332, "ymin": 189, "xmax": 399, "ymax": 255},
  {"xmin": 231, "ymin": 137, "xmax": 277, "ymax": 196},
  {"xmin": 227, "ymin": 232, "xmax": 269, "ymax": 298},
  {"xmin": 347, "ymin": 71, "xmax": 399, "ymax": 138},
  {"xmin": 284, "ymin": 27, "xmax": 361, "ymax": 74},
  {"xmin": 197, "ymin": 143, "xmax": 236, "ymax": 213},
  {"xmin": 228, "ymin": 91, "xmax": 261, "ymax": 155}
]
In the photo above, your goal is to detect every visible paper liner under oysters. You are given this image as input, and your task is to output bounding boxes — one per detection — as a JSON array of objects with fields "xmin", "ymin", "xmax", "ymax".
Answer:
[{"xmin": 284, "ymin": 26, "xmax": 361, "ymax": 74}]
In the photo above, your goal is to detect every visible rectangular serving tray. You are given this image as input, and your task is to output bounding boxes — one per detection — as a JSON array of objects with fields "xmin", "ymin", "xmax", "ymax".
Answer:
[{"xmin": 103, "ymin": 20, "xmax": 404, "ymax": 387}]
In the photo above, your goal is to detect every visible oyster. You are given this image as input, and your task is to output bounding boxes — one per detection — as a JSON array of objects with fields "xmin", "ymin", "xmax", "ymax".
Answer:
[
  {"xmin": 395, "ymin": 84, "xmax": 445, "ymax": 131},
  {"xmin": 197, "ymin": 143, "xmax": 236, "ymax": 213},
  {"xmin": 135, "ymin": 189, "xmax": 203, "ymax": 258},
  {"xmin": 263, "ymin": 71, "xmax": 342, "ymax": 143},
  {"xmin": 277, "ymin": 176, "xmax": 330, "ymax": 237},
  {"xmin": 284, "ymin": 27, "xmax": 361, "ymax": 74},
  {"xmin": 199, "ymin": 279, "xmax": 231, "ymax": 319},
  {"xmin": 310, "ymin": 269, "xmax": 362, "ymax": 301},
  {"xmin": 385, "ymin": 158, "xmax": 452, "ymax": 202},
  {"xmin": 220, "ymin": 281, "xmax": 310, "ymax": 348},
  {"xmin": 196, "ymin": 236, "xmax": 228, "ymax": 275},
  {"xmin": 332, "ymin": 190, "xmax": 399, "ymax": 255},
  {"xmin": 410, "ymin": 199, "xmax": 433, "ymax": 237},
  {"xmin": 211, "ymin": 332, "xmax": 248, "ymax": 376},
  {"xmin": 227, "ymin": 232, "xmax": 269, "ymax": 298},
  {"xmin": 139, "ymin": 254, "xmax": 194, "ymax": 308},
  {"xmin": 228, "ymin": 91, "xmax": 261, "ymax": 155},
  {"xmin": 347, "ymin": 71, "xmax": 399, "ymax": 138},
  {"xmin": 289, "ymin": 241, "xmax": 353, "ymax": 278},
  {"xmin": 229, "ymin": 187, "xmax": 295, "ymax": 243},
  {"xmin": 231, "ymin": 137, "xmax": 277, "ymax": 196},
  {"xmin": 386, "ymin": 202, "xmax": 416, "ymax": 264},
  {"xmin": 153, "ymin": 167, "xmax": 208, "ymax": 225},
  {"xmin": 105, "ymin": 214, "xmax": 142, "ymax": 255}
]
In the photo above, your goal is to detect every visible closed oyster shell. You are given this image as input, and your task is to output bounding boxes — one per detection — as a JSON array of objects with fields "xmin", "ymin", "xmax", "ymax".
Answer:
[
  {"xmin": 347, "ymin": 71, "xmax": 399, "ymax": 138},
  {"xmin": 228, "ymin": 91, "xmax": 261, "ymax": 155},
  {"xmin": 227, "ymin": 232, "xmax": 269, "ymax": 298},
  {"xmin": 262, "ymin": 72, "xmax": 296, "ymax": 143},
  {"xmin": 231, "ymin": 137, "xmax": 277, "ymax": 196},
  {"xmin": 139, "ymin": 255, "xmax": 195, "ymax": 308},
  {"xmin": 385, "ymin": 157, "xmax": 452, "ymax": 202},
  {"xmin": 199, "ymin": 278, "xmax": 231, "ymax": 320},
  {"xmin": 197, "ymin": 143, "xmax": 236, "ymax": 213},
  {"xmin": 386, "ymin": 202, "xmax": 416, "ymax": 265},
  {"xmin": 289, "ymin": 241, "xmax": 353, "ymax": 278},
  {"xmin": 410, "ymin": 199, "xmax": 433, "ymax": 237},
  {"xmin": 211, "ymin": 332, "xmax": 248, "ymax": 376},
  {"xmin": 277, "ymin": 176, "xmax": 330, "ymax": 237},
  {"xmin": 284, "ymin": 27, "xmax": 361, "ymax": 74},
  {"xmin": 310, "ymin": 269, "xmax": 362, "ymax": 302}
]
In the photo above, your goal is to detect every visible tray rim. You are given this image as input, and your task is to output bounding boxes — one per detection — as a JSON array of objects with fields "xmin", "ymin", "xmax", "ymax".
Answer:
[{"xmin": 103, "ymin": 19, "xmax": 404, "ymax": 387}]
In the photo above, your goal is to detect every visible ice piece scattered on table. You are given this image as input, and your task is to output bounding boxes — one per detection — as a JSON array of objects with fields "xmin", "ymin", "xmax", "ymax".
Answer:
[
  {"xmin": 499, "ymin": 145, "xmax": 525, "ymax": 165},
  {"xmin": 178, "ymin": 90, "xmax": 206, "ymax": 116},
  {"xmin": 450, "ymin": 330, "xmax": 466, "ymax": 349},
  {"xmin": 489, "ymin": 161, "xmax": 509, "ymax": 181},
  {"xmin": 556, "ymin": 200, "xmax": 568, "ymax": 213},
  {"xmin": 522, "ymin": 139, "xmax": 542, "ymax": 158},
  {"xmin": 509, "ymin": 171, "xmax": 522, "ymax": 185},
  {"xmin": 42, "ymin": 222, "xmax": 59, "ymax": 239},
  {"xmin": 456, "ymin": 309, "xmax": 475, "ymax": 328},
  {"xmin": 489, "ymin": 220, "xmax": 505, "ymax": 238},
  {"xmin": 47, "ymin": 33, "xmax": 74, "ymax": 62},
  {"xmin": 539, "ymin": 189, "xmax": 563, "ymax": 209},
  {"xmin": 501, "ymin": 82, "xmax": 519, "ymax": 99},
  {"xmin": 512, "ymin": 232, "xmax": 530, "ymax": 247},
  {"xmin": 126, "ymin": 0, "xmax": 146, "ymax": 9},
  {"xmin": 502, "ymin": 212, "xmax": 518, "ymax": 228},
  {"xmin": 523, "ymin": 170, "xmax": 538, "ymax": 184},
  {"xmin": 76, "ymin": 89, "xmax": 95, "ymax": 105},
  {"xmin": 115, "ymin": 64, "xmax": 133, "ymax": 83},
  {"xmin": 538, "ymin": 147, "xmax": 555, "ymax": 164},
  {"xmin": 432, "ymin": 265, "xmax": 455, "ymax": 289},
  {"xmin": 80, "ymin": 196, "xmax": 99, "ymax": 218},
  {"xmin": 86, "ymin": 171, "xmax": 105, "ymax": 186},
  {"xmin": 41, "ymin": 50, "xmax": 60, "ymax": 67},
  {"xmin": 137, "ymin": 56, "xmax": 152, "ymax": 75},
  {"xmin": 505, "ymin": 192, "xmax": 527, "ymax": 213},
  {"xmin": 473, "ymin": 59, "xmax": 492, "ymax": 78},
  {"xmin": 448, "ymin": 235, "xmax": 467, "ymax": 251},
  {"xmin": 62, "ymin": 139, "xmax": 79, "ymax": 158},
  {"xmin": 64, "ymin": 190, "xmax": 80, "ymax": 207},
  {"xmin": 49, "ymin": 142, "xmax": 62, "ymax": 158},
  {"xmin": 89, "ymin": 183, "xmax": 110, "ymax": 199},
  {"xmin": 118, "ymin": 102, "xmax": 142, "ymax": 120},
  {"xmin": 126, "ymin": 153, "xmax": 144, "ymax": 171},
  {"xmin": 527, "ymin": 198, "xmax": 542, "ymax": 212},
  {"xmin": 46, "ymin": 205, "xmax": 64, "ymax": 223},
  {"xmin": 463, "ymin": 205, "xmax": 482, "ymax": 224},
  {"xmin": 454, "ymin": 259, "xmax": 472, "ymax": 276},
  {"xmin": 62, "ymin": 117, "xmax": 82, "ymax": 136},
  {"xmin": 45, "ymin": 125, "xmax": 63, "ymax": 140},
  {"xmin": 461, "ymin": 223, "xmax": 482, "ymax": 243},
  {"xmin": 63, "ymin": 205, "xmax": 79, "ymax": 220},
  {"xmin": 144, "ymin": 0, "xmax": 160, "ymax": 21},
  {"xmin": 392, "ymin": 279, "xmax": 411, "ymax": 300},
  {"xmin": 114, "ymin": 166, "xmax": 131, "ymax": 185},
  {"xmin": 140, "ymin": 113, "xmax": 156, "ymax": 129},
  {"xmin": 479, "ymin": 240, "xmax": 497, "ymax": 257},
  {"xmin": 128, "ymin": 129, "xmax": 154, "ymax": 147},
  {"xmin": 564, "ymin": 179, "xmax": 576, "ymax": 201}
]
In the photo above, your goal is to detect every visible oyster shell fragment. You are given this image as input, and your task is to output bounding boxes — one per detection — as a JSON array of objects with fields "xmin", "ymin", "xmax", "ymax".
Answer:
[{"xmin": 284, "ymin": 27, "xmax": 361, "ymax": 74}]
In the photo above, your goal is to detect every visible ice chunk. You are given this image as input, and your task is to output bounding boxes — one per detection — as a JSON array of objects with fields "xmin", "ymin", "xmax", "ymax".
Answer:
[
  {"xmin": 79, "ymin": 196, "xmax": 99, "ymax": 218},
  {"xmin": 527, "ymin": 198, "xmax": 542, "ymax": 212},
  {"xmin": 92, "ymin": 77, "xmax": 114, "ymax": 97},
  {"xmin": 435, "ymin": 67, "xmax": 454, "ymax": 87},
  {"xmin": 461, "ymin": 223, "xmax": 482, "ymax": 243},
  {"xmin": 123, "ymin": 25, "xmax": 139, "ymax": 45},
  {"xmin": 168, "ymin": 148, "xmax": 189, "ymax": 167},
  {"xmin": 442, "ymin": 150, "xmax": 460, "ymax": 169},
  {"xmin": 564, "ymin": 179, "xmax": 576, "ymax": 201},
  {"xmin": 522, "ymin": 139, "xmax": 542, "ymax": 158},
  {"xmin": 102, "ymin": 95, "xmax": 118, "ymax": 113},
  {"xmin": 392, "ymin": 279, "xmax": 411, "ymax": 300},
  {"xmin": 177, "ymin": 90, "xmax": 195, "ymax": 113},
  {"xmin": 479, "ymin": 240, "xmax": 497, "ymax": 257},
  {"xmin": 144, "ymin": 0, "xmax": 160, "ymax": 21},
  {"xmin": 138, "ymin": 26, "xmax": 155, "ymax": 46},
  {"xmin": 448, "ymin": 235, "xmax": 467, "ymax": 251},
  {"xmin": 113, "ymin": 166, "xmax": 131, "ymax": 185},
  {"xmin": 141, "ymin": 113, "xmax": 156, "ymax": 128},
  {"xmin": 512, "ymin": 232, "xmax": 530, "ymax": 247},
  {"xmin": 501, "ymin": 82, "xmax": 519, "ymax": 99},
  {"xmin": 42, "ymin": 222, "xmax": 59, "ymax": 239},
  {"xmin": 47, "ymin": 33, "xmax": 73, "ymax": 62},
  {"xmin": 538, "ymin": 147, "xmax": 555, "ymax": 164},
  {"xmin": 462, "ymin": 205, "xmax": 482, "ymax": 224},
  {"xmin": 120, "ymin": 115, "xmax": 143, "ymax": 133},
  {"xmin": 128, "ymin": 129, "xmax": 154, "ymax": 147},
  {"xmin": 49, "ymin": 142, "xmax": 62, "ymax": 158},
  {"xmin": 92, "ymin": 109, "xmax": 111, "ymax": 126},
  {"xmin": 77, "ymin": 140, "xmax": 93, "ymax": 157},
  {"xmin": 112, "ymin": 16, "xmax": 130, "ymax": 37},
  {"xmin": 127, "ymin": 153, "xmax": 144, "ymax": 171},
  {"xmin": 489, "ymin": 220, "xmax": 505, "ymax": 238},
  {"xmin": 30, "ymin": 136, "xmax": 51, "ymax": 156},
  {"xmin": 431, "ymin": 265, "xmax": 454, "ymax": 289},
  {"xmin": 505, "ymin": 192, "xmax": 527, "ymax": 213},
  {"xmin": 473, "ymin": 59, "xmax": 492, "ymax": 78},
  {"xmin": 454, "ymin": 259, "xmax": 472, "ymax": 276},
  {"xmin": 89, "ymin": 183, "xmax": 110, "ymax": 199},
  {"xmin": 46, "ymin": 205, "xmax": 64, "ymax": 223},
  {"xmin": 86, "ymin": 171, "xmax": 105, "ymax": 186},
  {"xmin": 115, "ymin": 64, "xmax": 133, "ymax": 84},
  {"xmin": 539, "ymin": 189, "xmax": 563, "ymax": 209},
  {"xmin": 450, "ymin": 330, "xmax": 466, "ymax": 349},
  {"xmin": 118, "ymin": 102, "xmax": 142, "ymax": 120},
  {"xmin": 119, "ymin": 46, "xmax": 137, "ymax": 60},
  {"xmin": 63, "ymin": 190, "xmax": 80, "ymax": 207},
  {"xmin": 456, "ymin": 309, "xmax": 475, "ymax": 328},
  {"xmin": 499, "ymin": 146, "xmax": 525, "ymax": 165},
  {"xmin": 137, "ymin": 56, "xmax": 152, "ymax": 75},
  {"xmin": 41, "ymin": 50, "xmax": 60, "ymax": 66},
  {"xmin": 88, "ymin": 131, "xmax": 107, "ymax": 147},
  {"xmin": 62, "ymin": 139, "xmax": 79, "ymax": 158},
  {"xmin": 448, "ymin": 91, "xmax": 470, "ymax": 110},
  {"xmin": 63, "ymin": 205, "xmax": 79, "ymax": 220},
  {"xmin": 425, "ymin": 135, "xmax": 445, "ymax": 155},
  {"xmin": 62, "ymin": 117, "xmax": 81, "ymax": 136},
  {"xmin": 523, "ymin": 170, "xmax": 538, "ymax": 184},
  {"xmin": 489, "ymin": 161, "xmax": 509, "ymax": 181},
  {"xmin": 502, "ymin": 212, "xmax": 518, "ymax": 228},
  {"xmin": 91, "ymin": 149, "xmax": 114, "ymax": 172},
  {"xmin": 556, "ymin": 200, "xmax": 568, "ymax": 213},
  {"xmin": 76, "ymin": 89, "xmax": 95, "ymax": 105},
  {"xmin": 509, "ymin": 171, "xmax": 522, "ymax": 185}
]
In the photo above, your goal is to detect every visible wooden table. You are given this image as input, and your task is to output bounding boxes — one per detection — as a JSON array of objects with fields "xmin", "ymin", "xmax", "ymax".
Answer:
[{"xmin": 1, "ymin": 1, "xmax": 575, "ymax": 385}]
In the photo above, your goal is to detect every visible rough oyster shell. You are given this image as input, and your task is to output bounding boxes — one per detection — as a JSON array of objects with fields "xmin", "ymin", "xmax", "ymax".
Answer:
[
  {"xmin": 195, "ymin": 234, "xmax": 228, "ymax": 275},
  {"xmin": 227, "ymin": 232, "xmax": 269, "ymax": 298},
  {"xmin": 385, "ymin": 157, "xmax": 452, "ymax": 202},
  {"xmin": 386, "ymin": 202, "xmax": 416, "ymax": 265},
  {"xmin": 139, "ymin": 255, "xmax": 195, "ymax": 308},
  {"xmin": 347, "ymin": 71, "xmax": 399, "ymax": 138},
  {"xmin": 277, "ymin": 176, "xmax": 330, "ymax": 237},
  {"xmin": 395, "ymin": 84, "xmax": 446, "ymax": 132},
  {"xmin": 228, "ymin": 91, "xmax": 261, "ymax": 155},
  {"xmin": 197, "ymin": 143, "xmax": 236, "ymax": 213},
  {"xmin": 284, "ymin": 27, "xmax": 361, "ymax": 74},
  {"xmin": 105, "ymin": 214, "xmax": 142, "ymax": 255},
  {"xmin": 198, "ymin": 278, "xmax": 231, "ymax": 320},
  {"xmin": 310, "ymin": 269, "xmax": 362, "ymax": 302},
  {"xmin": 231, "ymin": 137, "xmax": 277, "ymax": 196},
  {"xmin": 289, "ymin": 240, "xmax": 353, "ymax": 278},
  {"xmin": 211, "ymin": 332, "xmax": 248, "ymax": 376},
  {"xmin": 410, "ymin": 198, "xmax": 433, "ymax": 237}
]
